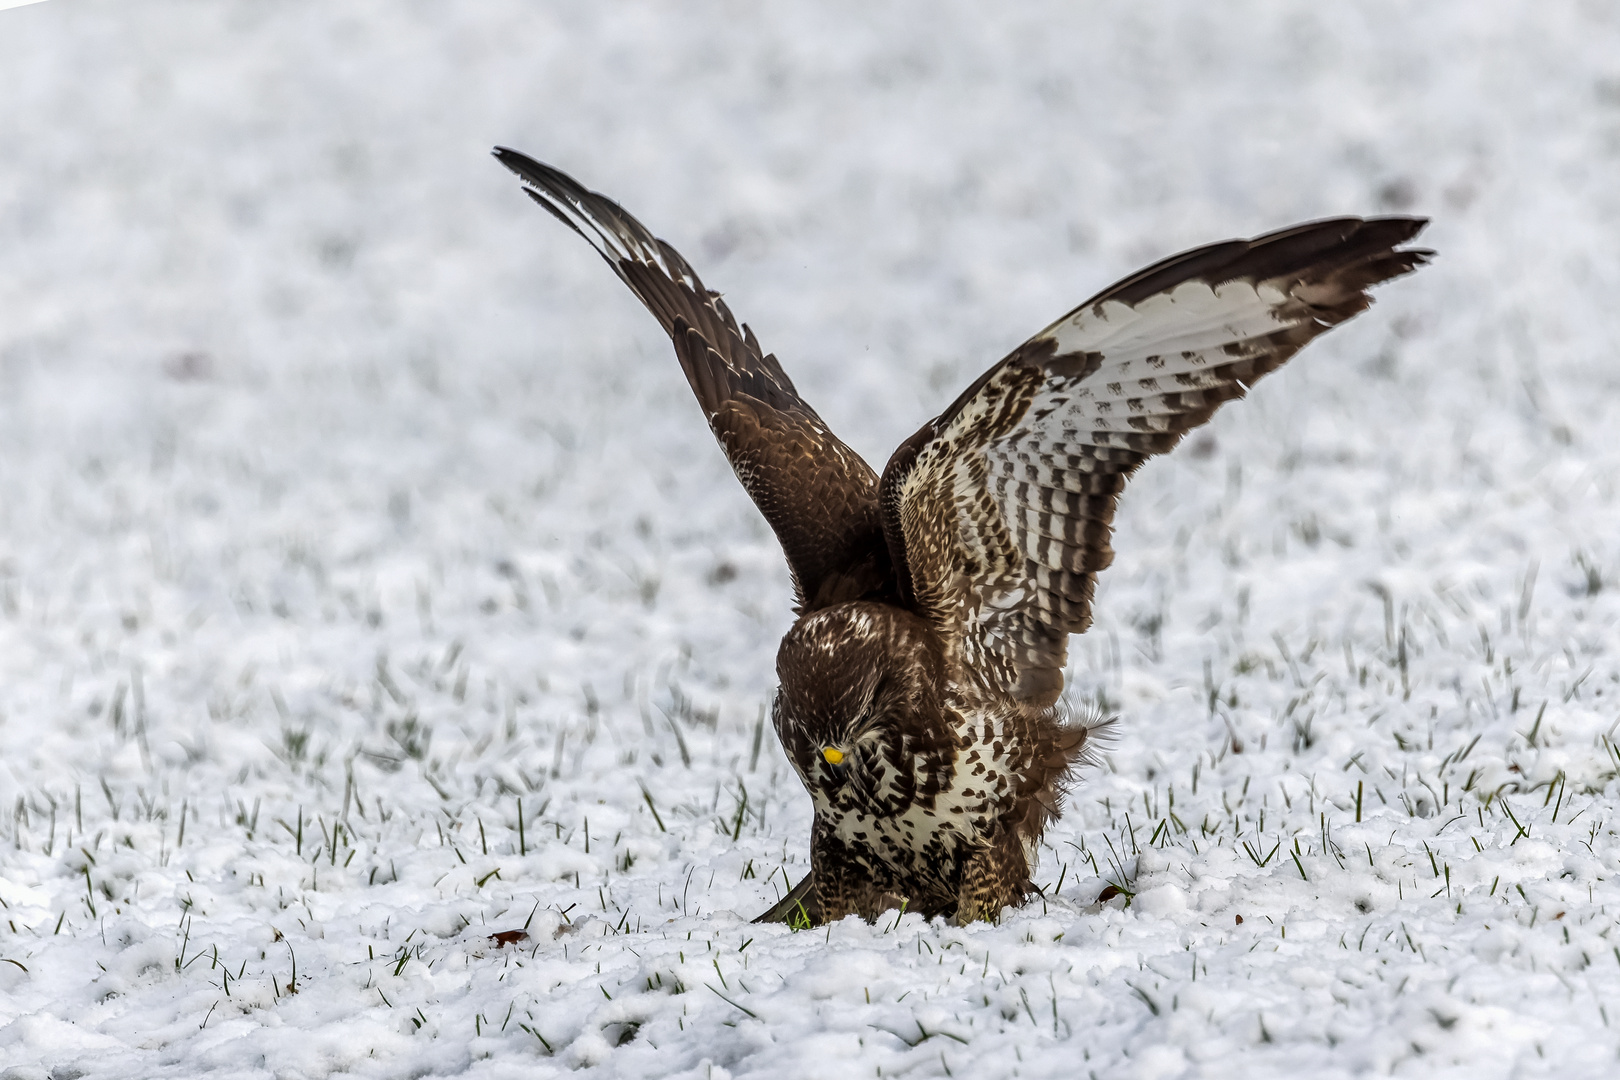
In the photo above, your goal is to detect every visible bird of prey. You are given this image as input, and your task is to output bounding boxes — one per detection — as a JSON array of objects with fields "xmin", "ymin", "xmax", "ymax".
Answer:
[{"xmin": 494, "ymin": 147, "xmax": 1431, "ymax": 925}]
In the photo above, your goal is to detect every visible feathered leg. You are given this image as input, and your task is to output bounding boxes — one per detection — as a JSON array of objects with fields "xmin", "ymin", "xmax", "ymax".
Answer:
[
  {"xmin": 953, "ymin": 830, "xmax": 1031, "ymax": 925},
  {"xmin": 811, "ymin": 818, "xmax": 906, "ymax": 924}
]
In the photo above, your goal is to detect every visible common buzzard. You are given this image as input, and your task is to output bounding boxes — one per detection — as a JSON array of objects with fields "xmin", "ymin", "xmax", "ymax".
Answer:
[{"xmin": 494, "ymin": 148, "xmax": 1431, "ymax": 925}]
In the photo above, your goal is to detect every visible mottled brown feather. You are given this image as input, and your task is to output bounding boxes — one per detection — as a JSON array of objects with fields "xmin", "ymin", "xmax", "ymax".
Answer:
[
  {"xmin": 494, "ymin": 148, "xmax": 893, "ymax": 613},
  {"xmin": 497, "ymin": 150, "xmax": 1431, "ymax": 926},
  {"xmin": 880, "ymin": 217, "xmax": 1431, "ymax": 709}
]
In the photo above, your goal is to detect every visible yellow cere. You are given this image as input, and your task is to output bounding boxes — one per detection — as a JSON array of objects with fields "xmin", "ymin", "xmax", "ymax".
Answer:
[{"xmin": 821, "ymin": 747, "xmax": 845, "ymax": 766}]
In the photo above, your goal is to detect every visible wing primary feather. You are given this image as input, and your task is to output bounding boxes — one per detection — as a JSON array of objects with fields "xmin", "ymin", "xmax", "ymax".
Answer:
[
  {"xmin": 880, "ymin": 214, "xmax": 1431, "ymax": 707},
  {"xmin": 497, "ymin": 148, "xmax": 895, "ymax": 613}
]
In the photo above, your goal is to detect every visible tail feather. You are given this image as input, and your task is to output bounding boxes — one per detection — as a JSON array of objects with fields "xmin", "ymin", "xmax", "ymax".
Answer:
[{"xmin": 752, "ymin": 872, "xmax": 820, "ymax": 925}]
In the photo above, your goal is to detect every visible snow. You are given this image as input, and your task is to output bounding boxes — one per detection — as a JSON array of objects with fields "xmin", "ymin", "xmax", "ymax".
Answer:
[{"xmin": 2, "ymin": 1, "xmax": 1620, "ymax": 1076}]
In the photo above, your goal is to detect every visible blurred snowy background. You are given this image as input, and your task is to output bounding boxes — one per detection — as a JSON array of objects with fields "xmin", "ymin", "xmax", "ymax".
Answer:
[{"xmin": 2, "ymin": 1, "xmax": 1620, "ymax": 1077}]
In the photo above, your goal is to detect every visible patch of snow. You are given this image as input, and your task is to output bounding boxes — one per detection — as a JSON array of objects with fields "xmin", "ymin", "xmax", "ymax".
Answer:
[{"xmin": 1, "ymin": 1, "xmax": 1619, "ymax": 1077}]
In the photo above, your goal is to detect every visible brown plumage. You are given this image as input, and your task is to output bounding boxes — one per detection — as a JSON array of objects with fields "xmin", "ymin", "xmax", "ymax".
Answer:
[{"xmin": 495, "ymin": 148, "xmax": 1432, "ymax": 925}]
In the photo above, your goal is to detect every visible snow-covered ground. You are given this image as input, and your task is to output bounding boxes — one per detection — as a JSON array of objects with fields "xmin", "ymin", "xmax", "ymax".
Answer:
[{"xmin": 2, "ymin": 2, "xmax": 1619, "ymax": 1076}]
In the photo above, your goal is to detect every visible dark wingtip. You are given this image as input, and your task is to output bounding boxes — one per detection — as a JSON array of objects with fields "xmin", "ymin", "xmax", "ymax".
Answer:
[
  {"xmin": 1364, "ymin": 214, "xmax": 1429, "ymax": 237},
  {"xmin": 1353, "ymin": 216, "xmax": 1436, "ymax": 267},
  {"xmin": 492, "ymin": 147, "xmax": 536, "ymax": 188},
  {"xmin": 492, "ymin": 146, "xmax": 549, "ymax": 183},
  {"xmin": 1360, "ymin": 215, "xmax": 1433, "ymax": 253}
]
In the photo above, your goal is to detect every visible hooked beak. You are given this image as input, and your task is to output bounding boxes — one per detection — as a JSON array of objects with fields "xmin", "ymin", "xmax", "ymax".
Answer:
[{"xmin": 820, "ymin": 746, "xmax": 849, "ymax": 780}]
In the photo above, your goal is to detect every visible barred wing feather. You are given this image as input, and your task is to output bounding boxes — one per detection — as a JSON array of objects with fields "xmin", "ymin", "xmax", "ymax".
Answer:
[
  {"xmin": 880, "ymin": 216, "xmax": 1432, "ymax": 708},
  {"xmin": 495, "ymin": 149, "xmax": 893, "ymax": 612}
]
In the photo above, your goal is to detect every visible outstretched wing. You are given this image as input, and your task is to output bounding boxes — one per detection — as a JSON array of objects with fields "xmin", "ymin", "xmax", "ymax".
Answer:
[
  {"xmin": 495, "ymin": 149, "xmax": 892, "ymax": 612},
  {"xmin": 880, "ymin": 217, "xmax": 1432, "ymax": 708}
]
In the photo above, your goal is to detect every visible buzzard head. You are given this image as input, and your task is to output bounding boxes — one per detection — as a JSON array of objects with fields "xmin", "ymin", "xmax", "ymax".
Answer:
[{"xmin": 772, "ymin": 602, "xmax": 951, "ymax": 811}]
